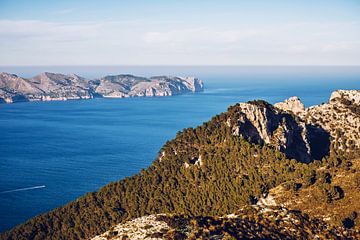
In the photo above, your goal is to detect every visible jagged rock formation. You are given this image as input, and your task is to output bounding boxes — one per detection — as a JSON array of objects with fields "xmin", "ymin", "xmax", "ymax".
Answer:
[
  {"xmin": 92, "ymin": 206, "xmax": 360, "ymax": 240},
  {"xmin": 226, "ymin": 100, "xmax": 322, "ymax": 163},
  {"xmin": 0, "ymin": 72, "xmax": 204, "ymax": 103},
  {"xmin": 275, "ymin": 90, "xmax": 360, "ymax": 154},
  {"xmin": 274, "ymin": 96, "xmax": 305, "ymax": 115},
  {"xmin": 224, "ymin": 90, "xmax": 359, "ymax": 162}
]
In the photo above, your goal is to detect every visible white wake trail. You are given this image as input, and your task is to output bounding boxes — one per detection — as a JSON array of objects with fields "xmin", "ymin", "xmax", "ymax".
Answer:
[{"xmin": 0, "ymin": 185, "xmax": 46, "ymax": 194}]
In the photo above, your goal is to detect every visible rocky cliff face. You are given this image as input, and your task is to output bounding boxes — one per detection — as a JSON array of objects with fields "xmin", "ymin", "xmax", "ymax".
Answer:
[
  {"xmin": 275, "ymin": 90, "xmax": 360, "ymax": 154},
  {"xmin": 225, "ymin": 90, "xmax": 359, "ymax": 162},
  {"xmin": 227, "ymin": 101, "xmax": 317, "ymax": 163},
  {"xmin": 0, "ymin": 72, "xmax": 204, "ymax": 103},
  {"xmin": 274, "ymin": 96, "xmax": 305, "ymax": 115}
]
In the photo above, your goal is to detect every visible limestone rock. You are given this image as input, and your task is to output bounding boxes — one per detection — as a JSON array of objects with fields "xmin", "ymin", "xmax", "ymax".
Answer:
[
  {"xmin": 227, "ymin": 100, "xmax": 315, "ymax": 163},
  {"xmin": 273, "ymin": 90, "xmax": 360, "ymax": 153},
  {"xmin": 305, "ymin": 90, "xmax": 360, "ymax": 152},
  {"xmin": 92, "ymin": 215, "xmax": 171, "ymax": 240},
  {"xmin": 226, "ymin": 89, "xmax": 360, "ymax": 162},
  {"xmin": 274, "ymin": 96, "xmax": 305, "ymax": 115}
]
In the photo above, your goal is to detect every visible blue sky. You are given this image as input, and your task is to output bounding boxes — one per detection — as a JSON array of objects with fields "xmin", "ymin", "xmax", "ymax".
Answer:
[{"xmin": 0, "ymin": 0, "xmax": 360, "ymax": 65}]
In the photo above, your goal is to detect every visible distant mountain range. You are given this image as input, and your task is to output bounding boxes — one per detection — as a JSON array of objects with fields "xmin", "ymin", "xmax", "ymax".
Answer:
[{"xmin": 0, "ymin": 72, "xmax": 204, "ymax": 104}]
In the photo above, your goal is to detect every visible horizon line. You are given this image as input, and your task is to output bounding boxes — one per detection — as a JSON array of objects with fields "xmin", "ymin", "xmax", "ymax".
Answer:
[{"xmin": 1, "ymin": 64, "xmax": 360, "ymax": 67}]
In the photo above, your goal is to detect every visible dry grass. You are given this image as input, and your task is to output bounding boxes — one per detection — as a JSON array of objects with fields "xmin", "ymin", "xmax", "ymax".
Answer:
[{"xmin": 271, "ymin": 158, "xmax": 360, "ymax": 229}]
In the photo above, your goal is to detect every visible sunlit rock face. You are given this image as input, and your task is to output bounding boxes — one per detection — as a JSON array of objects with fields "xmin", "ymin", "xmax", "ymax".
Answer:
[
  {"xmin": 226, "ymin": 90, "xmax": 360, "ymax": 162},
  {"xmin": 274, "ymin": 90, "xmax": 360, "ymax": 155},
  {"xmin": 274, "ymin": 96, "xmax": 305, "ymax": 115},
  {"xmin": 226, "ymin": 100, "xmax": 315, "ymax": 163}
]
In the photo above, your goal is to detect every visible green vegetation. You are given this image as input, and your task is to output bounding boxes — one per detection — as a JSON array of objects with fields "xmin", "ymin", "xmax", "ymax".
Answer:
[{"xmin": 1, "ymin": 104, "xmax": 359, "ymax": 240}]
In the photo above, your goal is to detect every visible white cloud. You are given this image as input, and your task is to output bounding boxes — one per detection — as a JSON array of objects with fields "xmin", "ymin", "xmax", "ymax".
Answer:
[
  {"xmin": 0, "ymin": 20, "xmax": 102, "ymax": 41},
  {"xmin": 0, "ymin": 19, "xmax": 359, "ymax": 65}
]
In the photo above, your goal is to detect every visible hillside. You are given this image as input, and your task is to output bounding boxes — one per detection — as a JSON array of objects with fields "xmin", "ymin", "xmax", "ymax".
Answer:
[
  {"xmin": 0, "ymin": 72, "xmax": 203, "ymax": 103},
  {"xmin": 1, "ymin": 90, "xmax": 359, "ymax": 240},
  {"xmin": 92, "ymin": 206, "xmax": 360, "ymax": 240}
]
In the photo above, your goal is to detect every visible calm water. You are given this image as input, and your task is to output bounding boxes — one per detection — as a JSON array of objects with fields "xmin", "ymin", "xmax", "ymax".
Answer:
[{"xmin": 0, "ymin": 66, "xmax": 359, "ymax": 232}]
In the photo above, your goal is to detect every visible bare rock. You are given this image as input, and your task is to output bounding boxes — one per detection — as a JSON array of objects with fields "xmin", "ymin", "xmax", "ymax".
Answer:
[
  {"xmin": 227, "ymin": 100, "xmax": 313, "ymax": 162},
  {"xmin": 274, "ymin": 96, "xmax": 305, "ymax": 115}
]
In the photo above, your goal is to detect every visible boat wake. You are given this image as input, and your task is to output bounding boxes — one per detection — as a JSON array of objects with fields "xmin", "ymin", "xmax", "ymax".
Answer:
[{"xmin": 0, "ymin": 185, "xmax": 46, "ymax": 194}]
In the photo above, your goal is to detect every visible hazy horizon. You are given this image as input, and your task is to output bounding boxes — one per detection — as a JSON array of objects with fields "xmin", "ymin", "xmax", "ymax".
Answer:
[
  {"xmin": 2, "ymin": 65, "xmax": 360, "ymax": 79},
  {"xmin": 1, "ymin": 0, "xmax": 360, "ymax": 66}
]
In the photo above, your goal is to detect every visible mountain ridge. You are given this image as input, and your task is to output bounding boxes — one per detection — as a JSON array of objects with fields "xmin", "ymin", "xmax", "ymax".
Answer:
[{"xmin": 0, "ymin": 72, "xmax": 204, "ymax": 103}]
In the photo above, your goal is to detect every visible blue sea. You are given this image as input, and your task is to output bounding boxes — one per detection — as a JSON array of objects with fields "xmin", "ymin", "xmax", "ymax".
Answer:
[{"xmin": 0, "ymin": 66, "xmax": 359, "ymax": 232}]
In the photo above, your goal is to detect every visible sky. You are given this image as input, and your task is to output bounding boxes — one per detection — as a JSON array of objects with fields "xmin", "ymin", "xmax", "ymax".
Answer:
[{"xmin": 0, "ymin": 0, "xmax": 360, "ymax": 66}]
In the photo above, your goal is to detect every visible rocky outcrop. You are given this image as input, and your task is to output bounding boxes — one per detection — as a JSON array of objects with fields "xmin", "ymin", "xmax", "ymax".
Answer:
[
  {"xmin": 226, "ymin": 100, "xmax": 319, "ymax": 163},
  {"xmin": 0, "ymin": 72, "xmax": 204, "ymax": 103},
  {"xmin": 92, "ymin": 215, "xmax": 172, "ymax": 240},
  {"xmin": 226, "ymin": 90, "xmax": 360, "ymax": 162},
  {"xmin": 274, "ymin": 96, "xmax": 305, "ymax": 115},
  {"xmin": 276, "ymin": 90, "xmax": 360, "ymax": 153},
  {"xmin": 330, "ymin": 90, "xmax": 360, "ymax": 105}
]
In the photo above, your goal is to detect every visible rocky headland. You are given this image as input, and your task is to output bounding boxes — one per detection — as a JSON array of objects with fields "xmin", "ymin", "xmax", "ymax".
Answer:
[{"xmin": 0, "ymin": 72, "xmax": 204, "ymax": 104}]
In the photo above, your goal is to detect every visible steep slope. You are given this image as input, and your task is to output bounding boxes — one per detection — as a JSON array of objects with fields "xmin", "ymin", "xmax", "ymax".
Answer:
[
  {"xmin": 265, "ymin": 158, "xmax": 360, "ymax": 229},
  {"xmin": 1, "ymin": 91, "xmax": 359, "ymax": 240},
  {"xmin": 0, "ymin": 72, "xmax": 42, "ymax": 103},
  {"xmin": 275, "ymin": 90, "xmax": 360, "ymax": 153},
  {"xmin": 226, "ymin": 101, "xmax": 315, "ymax": 163},
  {"xmin": 29, "ymin": 72, "xmax": 93, "ymax": 100}
]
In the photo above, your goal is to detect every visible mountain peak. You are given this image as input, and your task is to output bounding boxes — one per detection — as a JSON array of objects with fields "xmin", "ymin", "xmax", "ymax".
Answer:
[
  {"xmin": 274, "ymin": 96, "xmax": 305, "ymax": 115},
  {"xmin": 330, "ymin": 89, "xmax": 360, "ymax": 105}
]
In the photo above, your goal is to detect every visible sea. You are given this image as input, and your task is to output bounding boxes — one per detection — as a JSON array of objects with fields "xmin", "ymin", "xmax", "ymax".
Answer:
[{"xmin": 0, "ymin": 66, "xmax": 359, "ymax": 232}]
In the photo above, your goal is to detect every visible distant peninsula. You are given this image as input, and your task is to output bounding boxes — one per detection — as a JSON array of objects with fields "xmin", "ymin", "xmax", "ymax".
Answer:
[{"xmin": 0, "ymin": 72, "xmax": 204, "ymax": 104}]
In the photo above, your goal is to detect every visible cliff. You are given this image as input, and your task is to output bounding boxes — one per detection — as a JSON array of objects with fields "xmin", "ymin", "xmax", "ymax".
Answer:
[
  {"xmin": 0, "ymin": 72, "xmax": 204, "ymax": 103},
  {"xmin": 274, "ymin": 90, "xmax": 360, "ymax": 155}
]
